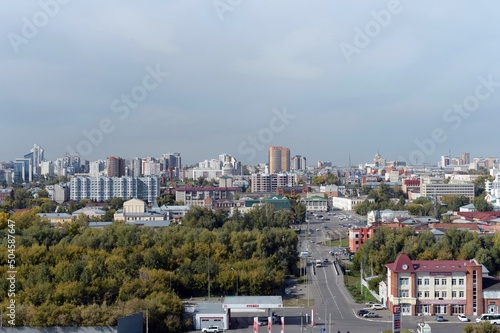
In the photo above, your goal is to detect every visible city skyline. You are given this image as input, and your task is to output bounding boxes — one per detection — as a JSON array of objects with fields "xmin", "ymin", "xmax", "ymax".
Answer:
[{"xmin": 2, "ymin": 1, "xmax": 500, "ymax": 165}]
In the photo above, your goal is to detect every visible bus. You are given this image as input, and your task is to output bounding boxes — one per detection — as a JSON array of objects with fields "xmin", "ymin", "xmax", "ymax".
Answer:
[{"xmin": 476, "ymin": 314, "xmax": 500, "ymax": 325}]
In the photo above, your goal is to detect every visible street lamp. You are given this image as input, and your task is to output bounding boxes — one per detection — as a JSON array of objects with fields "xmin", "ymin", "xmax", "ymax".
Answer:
[{"xmin": 231, "ymin": 267, "xmax": 239, "ymax": 296}]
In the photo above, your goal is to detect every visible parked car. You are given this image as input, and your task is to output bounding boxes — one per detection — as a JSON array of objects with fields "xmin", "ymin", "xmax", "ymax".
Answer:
[
  {"xmin": 257, "ymin": 317, "xmax": 268, "ymax": 326},
  {"xmin": 202, "ymin": 326, "xmax": 219, "ymax": 333},
  {"xmin": 458, "ymin": 314, "xmax": 470, "ymax": 322},
  {"xmin": 365, "ymin": 301, "xmax": 376, "ymax": 306},
  {"xmin": 371, "ymin": 304, "xmax": 386, "ymax": 310},
  {"xmin": 357, "ymin": 309, "xmax": 370, "ymax": 316},
  {"xmin": 363, "ymin": 312, "xmax": 378, "ymax": 318},
  {"xmin": 436, "ymin": 315, "xmax": 445, "ymax": 322}
]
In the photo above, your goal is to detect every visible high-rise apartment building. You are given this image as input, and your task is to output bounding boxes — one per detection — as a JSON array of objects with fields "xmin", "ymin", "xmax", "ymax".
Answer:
[
  {"xmin": 268, "ymin": 146, "xmax": 290, "ymax": 173},
  {"xmin": 291, "ymin": 155, "xmax": 306, "ymax": 171},
  {"xmin": 440, "ymin": 155, "xmax": 450, "ymax": 167},
  {"xmin": 163, "ymin": 153, "xmax": 182, "ymax": 179},
  {"xmin": 461, "ymin": 152, "xmax": 470, "ymax": 165},
  {"xmin": 106, "ymin": 156, "xmax": 125, "ymax": 177}
]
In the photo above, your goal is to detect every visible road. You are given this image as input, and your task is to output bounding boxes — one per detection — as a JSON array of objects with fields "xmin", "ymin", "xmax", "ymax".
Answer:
[{"xmin": 296, "ymin": 211, "xmax": 471, "ymax": 333}]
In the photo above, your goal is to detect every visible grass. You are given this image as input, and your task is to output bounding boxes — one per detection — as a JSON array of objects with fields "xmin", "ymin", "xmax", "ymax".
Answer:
[
  {"xmin": 343, "ymin": 271, "xmax": 377, "ymax": 304},
  {"xmin": 283, "ymin": 298, "xmax": 315, "ymax": 307}
]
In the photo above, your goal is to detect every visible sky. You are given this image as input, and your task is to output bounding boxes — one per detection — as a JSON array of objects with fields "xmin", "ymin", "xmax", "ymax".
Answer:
[{"xmin": 2, "ymin": 1, "xmax": 500, "ymax": 167}]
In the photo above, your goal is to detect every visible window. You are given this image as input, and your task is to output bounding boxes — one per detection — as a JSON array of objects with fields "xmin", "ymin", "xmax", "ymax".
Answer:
[
  {"xmin": 435, "ymin": 291, "xmax": 440, "ymax": 298},
  {"xmin": 399, "ymin": 290, "xmax": 409, "ymax": 297},
  {"xmin": 435, "ymin": 279, "xmax": 440, "ymax": 285},
  {"xmin": 424, "ymin": 279, "xmax": 430, "ymax": 285},
  {"xmin": 417, "ymin": 279, "xmax": 422, "ymax": 286},
  {"xmin": 452, "ymin": 279, "xmax": 457, "ymax": 285},
  {"xmin": 459, "ymin": 279, "xmax": 465, "ymax": 285},
  {"xmin": 452, "ymin": 291, "xmax": 456, "ymax": 298},
  {"xmin": 417, "ymin": 292, "xmax": 422, "ymax": 298},
  {"xmin": 400, "ymin": 278, "xmax": 409, "ymax": 286},
  {"xmin": 442, "ymin": 279, "xmax": 447, "ymax": 285},
  {"xmin": 425, "ymin": 291, "xmax": 430, "ymax": 297},
  {"xmin": 442, "ymin": 291, "xmax": 447, "ymax": 298},
  {"xmin": 459, "ymin": 291, "xmax": 464, "ymax": 298}
]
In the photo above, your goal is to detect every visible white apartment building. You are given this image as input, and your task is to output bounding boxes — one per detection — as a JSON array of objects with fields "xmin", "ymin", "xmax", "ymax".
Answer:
[
  {"xmin": 70, "ymin": 176, "xmax": 160, "ymax": 203},
  {"xmin": 330, "ymin": 196, "xmax": 374, "ymax": 211},
  {"xmin": 421, "ymin": 183, "xmax": 474, "ymax": 201}
]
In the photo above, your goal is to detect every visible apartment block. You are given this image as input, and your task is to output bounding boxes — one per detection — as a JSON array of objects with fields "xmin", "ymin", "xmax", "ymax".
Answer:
[
  {"xmin": 251, "ymin": 173, "xmax": 295, "ymax": 193},
  {"xmin": 420, "ymin": 183, "xmax": 474, "ymax": 201},
  {"xmin": 70, "ymin": 176, "xmax": 160, "ymax": 203}
]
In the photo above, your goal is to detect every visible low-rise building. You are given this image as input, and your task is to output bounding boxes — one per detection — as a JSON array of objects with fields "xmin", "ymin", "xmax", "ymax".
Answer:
[
  {"xmin": 386, "ymin": 252, "xmax": 483, "ymax": 317},
  {"xmin": 330, "ymin": 196, "xmax": 374, "ymax": 211},
  {"xmin": 38, "ymin": 213, "xmax": 74, "ymax": 226},
  {"xmin": 301, "ymin": 195, "xmax": 328, "ymax": 212},
  {"xmin": 175, "ymin": 186, "xmax": 241, "ymax": 208}
]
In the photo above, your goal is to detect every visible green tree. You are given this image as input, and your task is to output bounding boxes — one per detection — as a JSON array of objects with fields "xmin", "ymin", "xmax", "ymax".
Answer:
[
  {"xmin": 473, "ymin": 175, "xmax": 495, "ymax": 197},
  {"xmin": 440, "ymin": 195, "xmax": 470, "ymax": 212},
  {"xmin": 474, "ymin": 193, "xmax": 494, "ymax": 212}
]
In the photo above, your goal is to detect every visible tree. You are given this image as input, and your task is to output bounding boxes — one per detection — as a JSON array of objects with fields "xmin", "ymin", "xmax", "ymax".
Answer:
[
  {"xmin": 473, "ymin": 175, "xmax": 495, "ymax": 197},
  {"xmin": 474, "ymin": 193, "xmax": 493, "ymax": 212},
  {"xmin": 464, "ymin": 321, "xmax": 500, "ymax": 333},
  {"xmin": 440, "ymin": 195, "xmax": 470, "ymax": 212}
]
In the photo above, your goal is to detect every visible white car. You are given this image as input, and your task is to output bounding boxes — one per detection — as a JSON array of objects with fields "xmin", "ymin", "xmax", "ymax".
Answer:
[
  {"xmin": 371, "ymin": 304, "xmax": 386, "ymax": 310},
  {"xmin": 458, "ymin": 314, "xmax": 470, "ymax": 322}
]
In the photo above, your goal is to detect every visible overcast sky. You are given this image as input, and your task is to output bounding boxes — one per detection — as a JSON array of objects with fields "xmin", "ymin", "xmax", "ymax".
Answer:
[{"xmin": 2, "ymin": 1, "xmax": 500, "ymax": 166}]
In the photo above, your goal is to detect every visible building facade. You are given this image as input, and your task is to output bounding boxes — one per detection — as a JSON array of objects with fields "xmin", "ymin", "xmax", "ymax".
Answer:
[
  {"xmin": 420, "ymin": 183, "xmax": 475, "ymax": 201},
  {"xmin": 70, "ymin": 176, "xmax": 160, "ymax": 203},
  {"xmin": 251, "ymin": 173, "xmax": 295, "ymax": 193},
  {"xmin": 268, "ymin": 146, "xmax": 290, "ymax": 173},
  {"xmin": 106, "ymin": 156, "xmax": 125, "ymax": 177},
  {"xmin": 175, "ymin": 186, "xmax": 241, "ymax": 207},
  {"xmin": 386, "ymin": 253, "xmax": 483, "ymax": 317}
]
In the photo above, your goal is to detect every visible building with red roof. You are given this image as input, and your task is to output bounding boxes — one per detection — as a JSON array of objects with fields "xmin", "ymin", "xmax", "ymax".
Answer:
[{"xmin": 386, "ymin": 252, "xmax": 483, "ymax": 317}]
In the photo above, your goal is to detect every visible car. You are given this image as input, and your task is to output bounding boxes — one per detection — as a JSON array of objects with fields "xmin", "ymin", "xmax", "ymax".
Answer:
[
  {"xmin": 202, "ymin": 326, "xmax": 219, "ymax": 333},
  {"xmin": 363, "ymin": 312, "xmax": 378, "ymax": 318},
  {"xmin": 436, "ymin": 315, "xmax": 445, "ymax": 322},
  {"xmin": 323, "ymin": 258, "xmax": 329, "ymax": 263},
  {"xmin": 458, "ymin": 314, "xmax": 470, "ymax": 322},
  {"xmin": 365, "ymin": 301, "xmax": 376, "ymax": 306},
  {"xmin": 271, "ymin": 313, "xmax": 280, "ymax": 324},
  {"xmin": 357, "ymin": 309, "xmax": 370, "ymax": 316},
  {"xmin": 371, "ymin": 304, "xmax": 386, "ymax": 310}
]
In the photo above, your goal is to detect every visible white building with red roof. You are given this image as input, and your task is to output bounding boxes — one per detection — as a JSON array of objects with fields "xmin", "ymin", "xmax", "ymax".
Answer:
[{"xmin": 386, "ymin": 252, "xmax": 483, "ymax": 317}]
